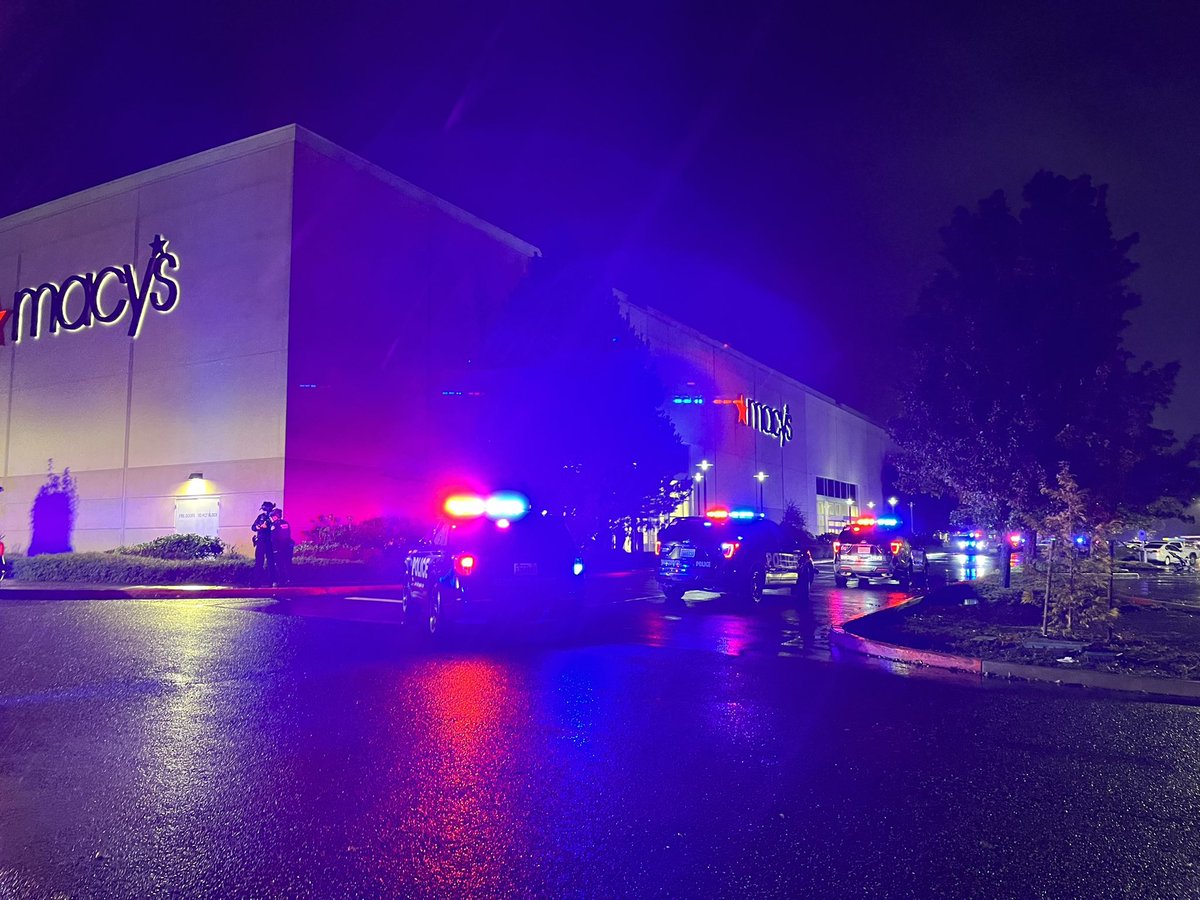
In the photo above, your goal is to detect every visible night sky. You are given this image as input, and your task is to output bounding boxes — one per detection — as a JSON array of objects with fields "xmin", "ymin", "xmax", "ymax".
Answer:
[{"xmin": 3, "ymin": 1, "xmax": 1198, "ymax": 436}]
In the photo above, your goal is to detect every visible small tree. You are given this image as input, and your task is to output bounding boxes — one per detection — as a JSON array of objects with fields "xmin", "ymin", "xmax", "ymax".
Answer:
[
  {"xmin": 781, "ymin": 500, "xmax": 808, "ymax": 534},
  {"xmin": 1028, "ymin": 465, "xmax": 1120, "ymax": 637},
  {"xmin": 28, "ymin": 461, "xmax": 78, "ymax": 556}
]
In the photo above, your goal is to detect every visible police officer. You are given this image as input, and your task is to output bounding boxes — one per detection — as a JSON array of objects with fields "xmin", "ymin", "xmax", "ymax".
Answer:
[
  {"xmin": 269, "ymin": 507, "xmax": 295, "ymax": 585},
  {"xmin": 251, "ymin": 501, "xmax": 277, "ymax": 586}
]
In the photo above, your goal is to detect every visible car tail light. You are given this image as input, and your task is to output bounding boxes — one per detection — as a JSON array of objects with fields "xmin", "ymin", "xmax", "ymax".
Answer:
[
  {"xmin": 890, "ymin": 540, "xmax": 902, "ymax": 555},
  {"xmin": 832, "ymin": 541, "xmax": 840, "ymax": 555},
  {"xmin": 655, "ymin": 540, "xmax": 661, "ymax": 555},
  {"xmin": 453, "ymin": 554, "xmax": 476, "ymax": 576},
  {"xmin": 720, "ymin": 541, "xmax": 740, "ymax": 559}
]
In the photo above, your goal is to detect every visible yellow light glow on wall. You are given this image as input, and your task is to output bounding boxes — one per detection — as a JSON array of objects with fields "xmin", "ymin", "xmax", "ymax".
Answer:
[{"xmin": 182, "ymin": 473, "xmax": 212, "ymax": 496}]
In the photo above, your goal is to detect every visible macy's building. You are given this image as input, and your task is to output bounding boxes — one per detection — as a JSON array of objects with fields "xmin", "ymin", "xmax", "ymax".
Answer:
[{"xmin": 0, "ymin": 126, "xmax": 884, "ymax": 553}]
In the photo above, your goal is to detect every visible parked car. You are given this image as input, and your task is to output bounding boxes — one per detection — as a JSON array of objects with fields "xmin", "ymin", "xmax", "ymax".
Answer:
[
  {"xmin": 1141, "ymin": 540, "xmax": 1189, "ymax": 567},
  {"xmin": 657, "ymin": 510, "xmax": 816, "ymax": 606},
  {"xmin": 834, "ymin": 519, "xmax": 929, "ymax": 588}
]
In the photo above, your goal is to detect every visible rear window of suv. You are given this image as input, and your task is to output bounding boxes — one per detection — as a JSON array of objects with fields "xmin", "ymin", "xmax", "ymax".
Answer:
[
  {"xmin": 447, "ymin": 516, "xmax": 576, "ymax": 561},
  {"xmin": 661, "ymin": 517, "xmax": 784, "ymax": 548},
  {"xmin": 838, "ymin": 527, "xmax": 901, "ymax": 545}
]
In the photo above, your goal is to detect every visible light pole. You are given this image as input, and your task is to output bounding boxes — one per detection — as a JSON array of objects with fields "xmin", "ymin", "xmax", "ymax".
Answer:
[
  {"xmin": 696, "ymin": 459, "xmax": 712, "ymax": 511},
  {"xmin": 754, "ymin": 471, "xmax": 768, "ymax": 513},
  {"xmin": 909, "ymin": 500, "xmax": 915, "ymax": 535},
  {"xmin": 692, "ymin": 472, "xmax": 703, "ymax": 514},
  {"xmin": 888, "ymin": 496, "xmax": 898, "ymax": 519}
]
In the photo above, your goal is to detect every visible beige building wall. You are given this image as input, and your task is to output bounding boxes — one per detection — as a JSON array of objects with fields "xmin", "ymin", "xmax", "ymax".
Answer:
[{"xmin": 0, "ymin": 131, "xmax": 296, "ymax": 553}]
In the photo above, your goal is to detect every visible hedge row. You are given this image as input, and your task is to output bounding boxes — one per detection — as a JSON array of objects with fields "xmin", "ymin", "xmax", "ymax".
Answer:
[{"xmin": 12, "ymin": 553, "xmax": 406, "ymax": 586}]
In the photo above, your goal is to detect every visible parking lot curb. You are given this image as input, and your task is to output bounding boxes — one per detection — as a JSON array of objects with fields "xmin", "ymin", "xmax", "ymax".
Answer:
[
  {"xmin": 0, "ymin": 583, "xmax": 409, "ymax": 601},
  {"xmin": 833, "ymin": 597, "xmax": 1200, "ymax": 702}
]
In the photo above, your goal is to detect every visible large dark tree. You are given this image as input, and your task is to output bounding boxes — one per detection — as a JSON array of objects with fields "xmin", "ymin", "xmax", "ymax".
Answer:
[
  {"xmin": 461, "ymin": 254, "xmax": 687, "ymax": 542},
  {"xmin": 893, "ymin": 171, "xmax": 1200, "ymax": 526}
]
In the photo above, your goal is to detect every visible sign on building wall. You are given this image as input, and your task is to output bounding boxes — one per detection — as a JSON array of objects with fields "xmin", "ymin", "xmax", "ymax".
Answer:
[
  {"xmin": 714, "ymin": 394, "xmax": 794, "ymax": 447},
  {"xmin": 174, "ymin": 497, "xmax": 220, "ymax": 538},
  {"xmin": 0, "ymin": 235, "xmax": 180, "ymax": 345}
]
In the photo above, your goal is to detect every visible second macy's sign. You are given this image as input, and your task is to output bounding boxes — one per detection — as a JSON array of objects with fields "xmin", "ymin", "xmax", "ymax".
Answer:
[
  {"xmin": 0, "ymin": 235, "xmax": 180, "ymax": 346},
  {"xmin": 715, "ymin": 394, "xmax": 794, "ymax": 447}
]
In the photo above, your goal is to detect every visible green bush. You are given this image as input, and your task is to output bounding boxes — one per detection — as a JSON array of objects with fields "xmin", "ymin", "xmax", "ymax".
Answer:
[
  {"xmin": 301, "ymin": 514, "xmax": 420, "ymax": 560},
  {"xmin": 114, "ymin": 533, "xmax": 227, "ymax": 560},
  {"xmin": 12, "ymin": 552, "xmax": 408, "ymax": 586},
  {"xmin": 14, "ymin": 552, "xmax": 255, "ymax": 585}
]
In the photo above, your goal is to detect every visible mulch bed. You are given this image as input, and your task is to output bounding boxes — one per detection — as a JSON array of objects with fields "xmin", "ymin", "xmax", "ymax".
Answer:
[{"xmin": 850, "ymin": 592, "xmax": 1200, "ymax": 681}]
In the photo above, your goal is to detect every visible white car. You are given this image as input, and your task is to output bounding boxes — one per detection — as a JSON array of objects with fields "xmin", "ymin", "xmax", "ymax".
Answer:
[
  {"xmin": 1142, "ymin": 540, "xmax": 1190, "ymax": 567},
  {"xmin": 1165, "ymin": 537, "xmax": 1200, "ymax": 566}
]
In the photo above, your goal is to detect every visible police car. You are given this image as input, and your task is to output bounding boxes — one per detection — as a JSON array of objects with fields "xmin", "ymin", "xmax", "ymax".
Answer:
[
  {"xmin": 656, "ymin": 508, "xmax": 817, "ymax": 606},
  {"xmin": 402, "ymin": 492, "xmax": 584, "ymax": 637},
  {"xmin": 950, "ymin": 531, "xmax": 991, "ymax": 555},
  {"xmin": 834, "ymin": 517, "xmax": 928, "ymax": 588}
]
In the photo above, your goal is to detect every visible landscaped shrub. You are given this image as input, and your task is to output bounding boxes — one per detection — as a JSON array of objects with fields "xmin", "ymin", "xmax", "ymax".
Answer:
[
  {"xmin": 299, "ymin": 515, "xmax": 421, "ymax": 561},
  {"xmin": 115, "ymin": 534, "xmax": 228, "ymax": 560},
  {"xmin": 14, "ymin": 552, "xmax": 255, "ymax": 585},
  {"xmin": 12, "ymin": 552, "xmax": 408, "ymax": 586}
]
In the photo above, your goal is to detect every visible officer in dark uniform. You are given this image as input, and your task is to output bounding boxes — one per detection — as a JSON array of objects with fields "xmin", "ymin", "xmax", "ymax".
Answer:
[
  {"xmin": 269, "ymin": 507, "xmax": 295, "ymax": 585},
  {"xmin": 252, "ymin": 501, "xmax": 277, "ymax": 586}
]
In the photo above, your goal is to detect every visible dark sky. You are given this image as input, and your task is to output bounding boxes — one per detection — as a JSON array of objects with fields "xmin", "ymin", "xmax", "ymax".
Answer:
[{"xmin": 3, "ymin": 0, "xmax": 1199, "ymax": 435}]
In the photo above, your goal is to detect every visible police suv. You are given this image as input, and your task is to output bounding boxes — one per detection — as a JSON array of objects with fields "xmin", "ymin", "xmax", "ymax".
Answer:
[
  {"xmin": 834, "ymin": 517, "xmax": 928, "ymax": 588},
  {"xmin": 402, "ymin": 492, "xmax": 584, "ymax": 637},
  {"xmin": 656, "ymin": 509, "xmax": 817, "ymax": 606}
]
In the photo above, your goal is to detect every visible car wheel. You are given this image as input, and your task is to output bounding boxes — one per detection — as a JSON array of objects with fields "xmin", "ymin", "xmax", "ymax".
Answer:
[
  {"xmin": 835, "ymin": 575, "xmax": 848, "ymax": 588},
  {"xmin": 426, "ymin": 588, "xmax": 444, "ymax": 638},
  {"xmin": 400, "ymin": 586, "xmax": 418, "ymax": 626},
  {"xmin": 856, "ymin": 577, "xmax": 869, "ymax": 588}
]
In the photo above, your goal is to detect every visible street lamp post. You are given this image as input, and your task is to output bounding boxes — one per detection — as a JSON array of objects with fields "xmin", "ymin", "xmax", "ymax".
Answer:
[
  {"xmin": 909, "ymin": 500, "xmax": 915, "ymax": 535},
  {"xmin": 696, "ymin": 460, "xmax": 712, "ymax": 511},
  {"xmin": 754, "ymin": 471, "xmax": 768, "ymax": 513},
  {"xmin": 692, "ymin": 472, "xmax": 703, "ymax": 514},
  {"xmin": 888, "ymin": 496, "xmax": 898, "ymax": 518}
]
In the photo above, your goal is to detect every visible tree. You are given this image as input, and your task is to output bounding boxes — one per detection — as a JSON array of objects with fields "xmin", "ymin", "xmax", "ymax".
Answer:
[
  {"xmin": 28, "ymin": 461, "xmax": 77, "ymax": 556},
  {"xmin": 461, "ymin": 254, "xmax": 687, "ymax": 543},
  {"xmin": 893, "ymin": 171, "xmax": 1200, "ymax": 527},
  {"xmin": 1029, "ymin": 465, "xmax": 1120, "ymax": 637}
]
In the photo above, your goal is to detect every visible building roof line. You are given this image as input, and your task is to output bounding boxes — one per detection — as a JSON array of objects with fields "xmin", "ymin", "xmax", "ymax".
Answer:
[
  {"xmin": 616, "ymin": 291, "xmax": 886, "ymax": 431},
  {"xmin": 293, "ymin": 127, "xmax": 540, "ymax": 258},
  {"xmin": 0, "ymin": 125, "xmax": 542, "ymax": 259},
  {"xmin": 0, "ymin": 125, "xmax": 303, "ymax": 235}
]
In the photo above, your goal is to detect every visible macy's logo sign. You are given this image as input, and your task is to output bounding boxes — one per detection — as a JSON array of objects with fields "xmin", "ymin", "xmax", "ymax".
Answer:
[
  {"xmin": 0, "ymin": 235, "xmax": 180, "ymax": 346},
  {"xmin": 715, "ymin": 394, "xmax": 794, "ymax": 447}
]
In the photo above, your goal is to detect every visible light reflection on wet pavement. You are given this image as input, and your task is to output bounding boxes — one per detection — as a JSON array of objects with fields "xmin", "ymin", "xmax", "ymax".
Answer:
[{"xmin": 3, "ymin": 565, "xmax": 1200, "ymax": 897}]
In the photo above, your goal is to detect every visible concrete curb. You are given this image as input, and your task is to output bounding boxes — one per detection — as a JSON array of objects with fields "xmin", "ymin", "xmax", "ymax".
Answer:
[
  {"xmin": 0, "ymin": 583, "xmax": 410, "ymax": 601},
  {"xmin": 832, "ymin": 596, "xmax": 1200, "ymax": 702}
]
